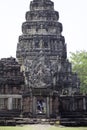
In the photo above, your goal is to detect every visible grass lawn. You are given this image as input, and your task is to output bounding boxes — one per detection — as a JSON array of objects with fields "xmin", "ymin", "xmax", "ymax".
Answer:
[
  {"xmin": 50, "ymin": 126, "xmax": 87, "ymax": 130},
  {"xmin": 0, "ymin": 125, "xmax": 87, "ymax": 130}
]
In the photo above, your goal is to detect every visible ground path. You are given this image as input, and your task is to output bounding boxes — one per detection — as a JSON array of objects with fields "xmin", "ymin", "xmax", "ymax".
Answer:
[
  {"xmin": 23, "ymin": 124, "xmax": 51, "ymax": 130},
  {"xmin": 32, "ymin": 124, "xmax": 50, "ymax": 130},
  {"xmin": 23, "ymin": 124, "xmax": 87, "ymax": 130}
]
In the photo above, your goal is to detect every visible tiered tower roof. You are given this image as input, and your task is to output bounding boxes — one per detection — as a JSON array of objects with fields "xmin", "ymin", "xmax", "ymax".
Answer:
[
  {"xmin": 16, "ymin": 0, "xmax": 80, "ymax": 95},
  {"xmin": 17, "ymin": 0, "xmax": 66, "ymax": 61}
]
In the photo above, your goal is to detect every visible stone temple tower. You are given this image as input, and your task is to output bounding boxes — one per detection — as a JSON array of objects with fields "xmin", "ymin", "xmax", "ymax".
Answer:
[{"xmin": 16, "ymin": 0, "xmax": 80, "ymax": 117}]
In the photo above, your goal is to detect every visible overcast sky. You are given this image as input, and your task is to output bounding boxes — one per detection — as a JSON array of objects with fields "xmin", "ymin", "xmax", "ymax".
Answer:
[{"xmin": 0, "ymin": 0, "xmax": 87, "ymax": 59}]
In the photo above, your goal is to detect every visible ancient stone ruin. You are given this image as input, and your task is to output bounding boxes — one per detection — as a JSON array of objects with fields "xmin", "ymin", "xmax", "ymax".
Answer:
[
  {"xmin": 0, "ymin": 0, "xmax": 87, "ymax": 126},
  {"xmin": 16, "ymin": 0, "xmax": 80, "ymax": 118}
]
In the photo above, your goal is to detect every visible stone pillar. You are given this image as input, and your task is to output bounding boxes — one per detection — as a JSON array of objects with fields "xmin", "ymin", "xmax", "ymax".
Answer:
[
  {"xmin": 72, "ymin": 97, "xmax": 75, "ymax": 111},
  {"xmin": 50, "ymin": 97, "xmax": 52, "ymax": 115},
  {"xmin": 32, "ymin": 96, "xmax": 36, "ymax": 117},
  {"xmin": 21, "ymin": 97, "xmax": 22, "ymax": 110},
  {"xmin": 47, "ymin": 97, "xmax": 50, "ymax": 118},
  {"xmin": 8, "ymin": 97, "xmax": 12, "ymax": 110},
  {"xmin": 83, "ymin": 97, "xmax": 86, "ymax": 110},
  {"xmin": 30, "ymin": 97, "xmax": 33, "ymax": 113},
  {"xmin": 69, "ymin": 87, "xmax": 72, "ymax": 95},
  {"xmin": 55, "ymin": 97, "xmax": 59, "ymax": 113}
]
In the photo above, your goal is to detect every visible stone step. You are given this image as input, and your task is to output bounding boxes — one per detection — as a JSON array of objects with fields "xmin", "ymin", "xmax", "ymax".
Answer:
[{"xmin": 60, "ymin": 117, "xmax": 87, "ymax": 126}]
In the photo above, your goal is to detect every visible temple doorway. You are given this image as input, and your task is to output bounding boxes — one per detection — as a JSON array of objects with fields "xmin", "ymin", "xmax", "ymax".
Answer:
[
  {"xmin": 32, "ymin": 96, "xmax": 50, "ymax": 118},
  {"xmin": 36, "ymin": 98, "xmax": 46, "ymax": 115}
]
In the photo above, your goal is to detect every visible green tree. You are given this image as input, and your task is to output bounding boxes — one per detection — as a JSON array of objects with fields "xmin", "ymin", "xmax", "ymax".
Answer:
[{"xmin": 70, "ymin": 50, "xmax": 87, "ymax": 94}]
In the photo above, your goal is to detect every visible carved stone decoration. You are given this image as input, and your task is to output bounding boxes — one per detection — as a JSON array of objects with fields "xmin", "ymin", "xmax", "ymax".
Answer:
[{"xmin": 24, "ymin": 51, "xmax": 52, "ymax": 88}]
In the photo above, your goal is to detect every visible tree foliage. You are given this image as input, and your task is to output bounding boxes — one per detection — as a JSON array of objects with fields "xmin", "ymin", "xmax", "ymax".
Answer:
[{"xmin": 70, "ymin": 50, "xmax": 87, "ymax": 94}]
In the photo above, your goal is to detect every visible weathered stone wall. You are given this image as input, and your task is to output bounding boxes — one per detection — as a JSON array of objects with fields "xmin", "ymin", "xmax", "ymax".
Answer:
[
  {"xmin": 59, "ymin": 95, "xmax": 87, "ymax": 112},
  {"xmin": 0, "ymin": 57, "xmax": 24, "ymax": 111}
]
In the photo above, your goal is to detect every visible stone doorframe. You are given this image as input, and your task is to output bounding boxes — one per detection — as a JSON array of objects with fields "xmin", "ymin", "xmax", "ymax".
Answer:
[{"xmin": 32, "ymin": 96, "xmax": 50, "ymax": 118}]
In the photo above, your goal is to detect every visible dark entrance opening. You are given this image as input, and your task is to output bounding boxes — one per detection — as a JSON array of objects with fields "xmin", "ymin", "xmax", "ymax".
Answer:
[{"xmin": 37, "ymin": 98, "xmax": 46, "ymax": 114}]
